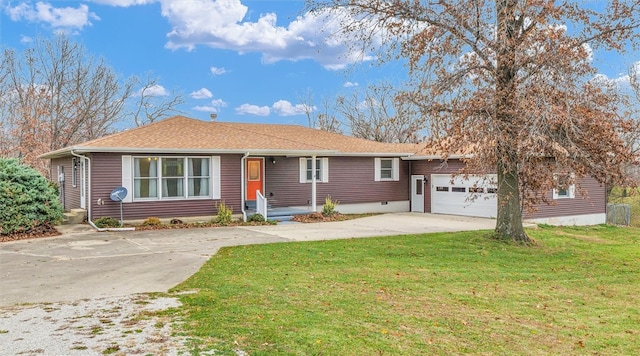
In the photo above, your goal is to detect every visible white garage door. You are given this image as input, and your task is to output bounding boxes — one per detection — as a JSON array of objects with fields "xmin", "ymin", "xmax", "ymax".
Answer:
[{"xmin": 431, "ymin": 174, "xmax": 497, "ymax": 218}]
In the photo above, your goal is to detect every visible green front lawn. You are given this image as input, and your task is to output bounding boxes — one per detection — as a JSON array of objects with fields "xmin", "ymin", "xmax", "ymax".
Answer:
[{"xmin": 169, "ymin": 225, "xmax": 640, "ymax": 355}]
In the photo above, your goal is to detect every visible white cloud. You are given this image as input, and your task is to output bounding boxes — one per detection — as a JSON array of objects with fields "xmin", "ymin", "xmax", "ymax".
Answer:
[
  {"xmin": 136, "ymin": 84, "xmax": 169, "ymax": 96},
  {"xmin": 91, "ymin": 0, "xmax": 155, "ymax": 6},
  {"xmin": 160, "ymin": 0, "xmax": 371, "ymax": 70},
  {"xmin": 190, "ymin": 88, "xmax": 213, "ymax": 99},
  {"xmin": 193, "ymin": 98, "xmax": 228, "ymax": 113},
  {"xmin": 20, "ymin": 35, "xmax": 33, "ymax": 44},
  {"xmin": 271, "ymin": 100, "xmax": 309, "ymax": 116},
  {"xmin": 6, "ymin": 0, "xmax": 374, "ymax": 69},
  {"xmin": 210, "ymin": 66, "xmax": 227, "ymax": 75},
  {"xmin": 343, "ymin": 81, "xmax": 359, "ymax": 88},
  {"xmin": 6, "ymin": 2, "xmax": 99, "ymax": 29},
  {"xmin": 236, "ymin": 103, "xmax": 270, "ymax": 116}
]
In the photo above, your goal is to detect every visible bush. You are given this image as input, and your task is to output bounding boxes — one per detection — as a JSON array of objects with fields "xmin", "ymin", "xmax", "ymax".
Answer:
[
  {"xmin": 142, "ymin": 216, "xmax": 162, "ymax": 226},
  {"xmin": 0, "ymin": 158, "xmax": 63, "ymax": 235},
  {"xmin": 94, "ymin": 216, "xmax": 121, "ymax": 228},
  {"xmin": 215, "ymin": 201, "xmax": 234, "ymax": 225},
  {"xmin": 247, "ymin": 213, "xmax": 265, "ymax": 222},
  {"xmin": 322, "ymin": 195, "xmax": 339, "ymax": 217}
]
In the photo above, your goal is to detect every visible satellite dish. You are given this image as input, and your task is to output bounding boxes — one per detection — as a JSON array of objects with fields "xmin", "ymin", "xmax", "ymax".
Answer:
[{"xmin": 110, "ymin": 186, "xmax": 128, "ymax": 202}]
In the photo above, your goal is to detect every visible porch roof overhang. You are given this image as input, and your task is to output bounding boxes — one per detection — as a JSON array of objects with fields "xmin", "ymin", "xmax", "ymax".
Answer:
[{"xmin": 39, "ymin": 146, "xmax": 416, "ymax": 159}]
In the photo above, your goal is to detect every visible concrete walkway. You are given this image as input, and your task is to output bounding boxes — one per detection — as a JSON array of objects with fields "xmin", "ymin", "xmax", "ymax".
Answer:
[{"xmin": 0, "ymin": 213, "xmax": 495, "ymax": 307}]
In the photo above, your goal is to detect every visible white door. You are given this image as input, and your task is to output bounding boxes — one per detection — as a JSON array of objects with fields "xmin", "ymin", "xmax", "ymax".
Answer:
[
  {"xmin": 411, "ymin": 175, "xmax": 425, "ymax": 213},
  {"xmin": 431, "ymin": 174, "xmax": 497, "ymax": 218},
  {"xmin": 80, "ymin": 159, "xmax": 86, "ymax": 209}
]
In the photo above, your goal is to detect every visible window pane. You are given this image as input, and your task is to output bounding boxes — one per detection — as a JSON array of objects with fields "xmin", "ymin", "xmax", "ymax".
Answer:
[
  {"xmin": 134, "ymin": 158, "xmax": 158, "ymax": 198},
  {"xmin": 162, "ymin": 178, "xmax": 184, "ymax": 197},
  {"xmin": 189, "ymin": 158, "xmax": 209, "ymax": 176},
  {"xmin": 379, "ymin": 159, "xmax": 393, "ymax": 179},
  {"xmin": 135, "ymin": 178, "xmax": 158, "ymax": 198},
  {"xmin": 306, "ymin": 158, "xmax": 321, "ymax": 181},
  {"xmin": 135, "ymin": 157, "xmax": 158, "ymax": 177},
  {"xmin": 415, "ymin": 179, "xmax": 423, "ymax": 195},
  {"xmin": 248, "ymin": 161, "xmax": 260, "ymax": 181},
  {"xmin": 162, "ymin": 158, "xmax": 183, "ymax": 177},
  {"xmin": 189, "ymin": 178, "xmax": 209, "ymax": 197}
]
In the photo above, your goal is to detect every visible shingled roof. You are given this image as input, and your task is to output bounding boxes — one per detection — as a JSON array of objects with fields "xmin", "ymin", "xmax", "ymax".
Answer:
[{"xmin": 40, "ymin": 116, "xmax": 419, "ymax": 158}]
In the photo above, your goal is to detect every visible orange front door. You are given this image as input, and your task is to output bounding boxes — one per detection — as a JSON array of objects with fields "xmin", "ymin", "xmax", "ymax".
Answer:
[{"xmin": 246, "ymin": 158, "xmax": 263, "ymax": 200}]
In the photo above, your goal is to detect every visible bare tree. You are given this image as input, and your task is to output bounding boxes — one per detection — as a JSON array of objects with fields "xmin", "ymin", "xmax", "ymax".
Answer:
[
  {"xmin": 298, "ymin": 89, "xmax": 343, "ymax": 133},
  {"xmin": 310, "ymin": 0, "xmax": 640, "ymax": 243},
  {"xmin": 336, "ymin": 82, "xmax": 425, "ymax": 143},
  {"xmin": 0, "ymin": 35, "xmax": 184, "ymax": 176},
  {"xmin": 126, "ymin": 74, "xmax": 184, "ymax": 127}
]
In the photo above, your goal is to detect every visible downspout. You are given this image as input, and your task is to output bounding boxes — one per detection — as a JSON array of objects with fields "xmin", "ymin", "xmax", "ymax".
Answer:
[
  {"xmin": 241, "ymin": 152, "xmax": 250, "ymax": 222},
  {"xmin": 311, "ymin": 155, "xmax": 317, "ymax": 212},
  {"xmin": 70, "ymin": 150, "xmax": 134, "ymax": 232}
]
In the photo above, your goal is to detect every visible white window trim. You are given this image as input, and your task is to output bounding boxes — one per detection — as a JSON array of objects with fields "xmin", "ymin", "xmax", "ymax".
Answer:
[
  {"xmin": 552, "ymin": 173, "xmax": 575, "ymax": 199},
  {"xmin": 374, "ymin": 157, "xmax": 400, "ymax": 181},
  {"xmin": 299, "ymin": 157, "xmax": 329, "ymax": 183},
  {"xmin": 122, "ymin": 155, "xmax": 220, "ymax": 202}
]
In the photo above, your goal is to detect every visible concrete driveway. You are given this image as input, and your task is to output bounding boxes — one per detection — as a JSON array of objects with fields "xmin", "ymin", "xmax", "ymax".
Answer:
[{"xmin": 0, "ymin": 213, "xmax": 495, "ymax": 307}]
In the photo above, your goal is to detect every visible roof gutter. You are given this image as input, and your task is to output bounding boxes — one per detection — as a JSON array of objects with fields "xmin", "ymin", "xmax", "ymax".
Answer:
[{"xmin": 240, "ymin": 152, "xmax": 250, "ymax": 222}]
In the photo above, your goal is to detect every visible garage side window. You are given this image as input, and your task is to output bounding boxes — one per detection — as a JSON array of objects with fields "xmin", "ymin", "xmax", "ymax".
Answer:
[
  {"xmin": 553, "ymin": 173, "xmax": 575, "ymax": 199},
  {"xmin": 374, "ymin": 158, "xmax": 399, "ymax": 181}
]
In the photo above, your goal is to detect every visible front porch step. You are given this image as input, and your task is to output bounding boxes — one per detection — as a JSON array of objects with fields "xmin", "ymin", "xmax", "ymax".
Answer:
[
  {"xmin": 245, "ymin": 207, "xmax": 313, "ymax": 221},
  {"xmin": 62, "ymin": 209, "xmax": 87, "ymax": 225}
]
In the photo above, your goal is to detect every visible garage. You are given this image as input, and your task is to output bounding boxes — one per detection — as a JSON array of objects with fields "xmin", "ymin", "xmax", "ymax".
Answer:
[{"xmin": 431, "ymin": 174, "xmax": 497, "ymax": 218}]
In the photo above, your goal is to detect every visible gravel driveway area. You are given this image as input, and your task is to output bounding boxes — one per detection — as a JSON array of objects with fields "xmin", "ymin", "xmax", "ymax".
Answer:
[{"xmin": 0, "ymin": 294, "xmax": 189, "ymax": 355}]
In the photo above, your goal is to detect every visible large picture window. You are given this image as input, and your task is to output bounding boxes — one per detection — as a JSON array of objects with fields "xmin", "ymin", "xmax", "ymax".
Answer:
[{"xmin": 131, "ymin": 157, "xmax": 212, "ymax": 200}]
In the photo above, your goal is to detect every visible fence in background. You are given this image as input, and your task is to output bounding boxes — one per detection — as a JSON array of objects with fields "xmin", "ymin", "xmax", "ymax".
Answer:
[{"xmin": 607, "ymin": 203, "xmax": 631, "ymax": 226}]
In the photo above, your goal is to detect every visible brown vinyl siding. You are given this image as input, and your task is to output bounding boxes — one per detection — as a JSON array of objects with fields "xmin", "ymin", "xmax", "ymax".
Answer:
[
  {"xmin": 50, "ymin": 157, "xmax": 81, "ymax": 211},
  {"xmin": 265, "ymin": 156, "xmax": 409, "ymax": 207},
  {"xmin": 90, "ymin": 153, "xmax": 242, "ymax": 220},
  {"xmin": 525, "ymin": 176, "xmax": 605, "ymax": 219}
]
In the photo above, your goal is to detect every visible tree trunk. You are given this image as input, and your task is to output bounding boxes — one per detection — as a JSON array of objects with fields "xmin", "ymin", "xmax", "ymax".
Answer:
[
  {"xmin": 494, "ymin": 158, "xmax": 531, "ymax": 243},
  {"xmin": 493, "ymin": 0, "xmax": 531, "ymax": 244}
]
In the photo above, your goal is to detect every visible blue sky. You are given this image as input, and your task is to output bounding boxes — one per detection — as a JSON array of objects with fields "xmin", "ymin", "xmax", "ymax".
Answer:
[{"xmin": 1, "ymin": 0, "xmax": 638, "ymax": 129}]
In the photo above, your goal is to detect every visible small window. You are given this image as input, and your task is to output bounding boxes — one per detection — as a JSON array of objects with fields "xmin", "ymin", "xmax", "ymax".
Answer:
[
  {"xmin": 486, "ymin": 187, "xmax": 498, "ymax": 194},
  {"xmin": 553, "ymin": 173, "xmax": 575, "ymax": 199},
  {"xmin": 375, "ymin": 158, "xmax": 399, "ymax": 181},
  {"xmin": 248, "ymin": 160, "xmax": 260, "ymax": 181},
  {"xmin": 452, "ymin": 187, "xmax": 466, "ymax": 193},
  {"xmin": 436, "ymin": 186, "xmax": 449, "ymax": 192},
  {"xmin": 469, "ymin": 187, "xmax": 484, "ymax": 193},
  {"xmin": 299, "ymin": 157, "xmax": 329, "ymax": 183}
]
